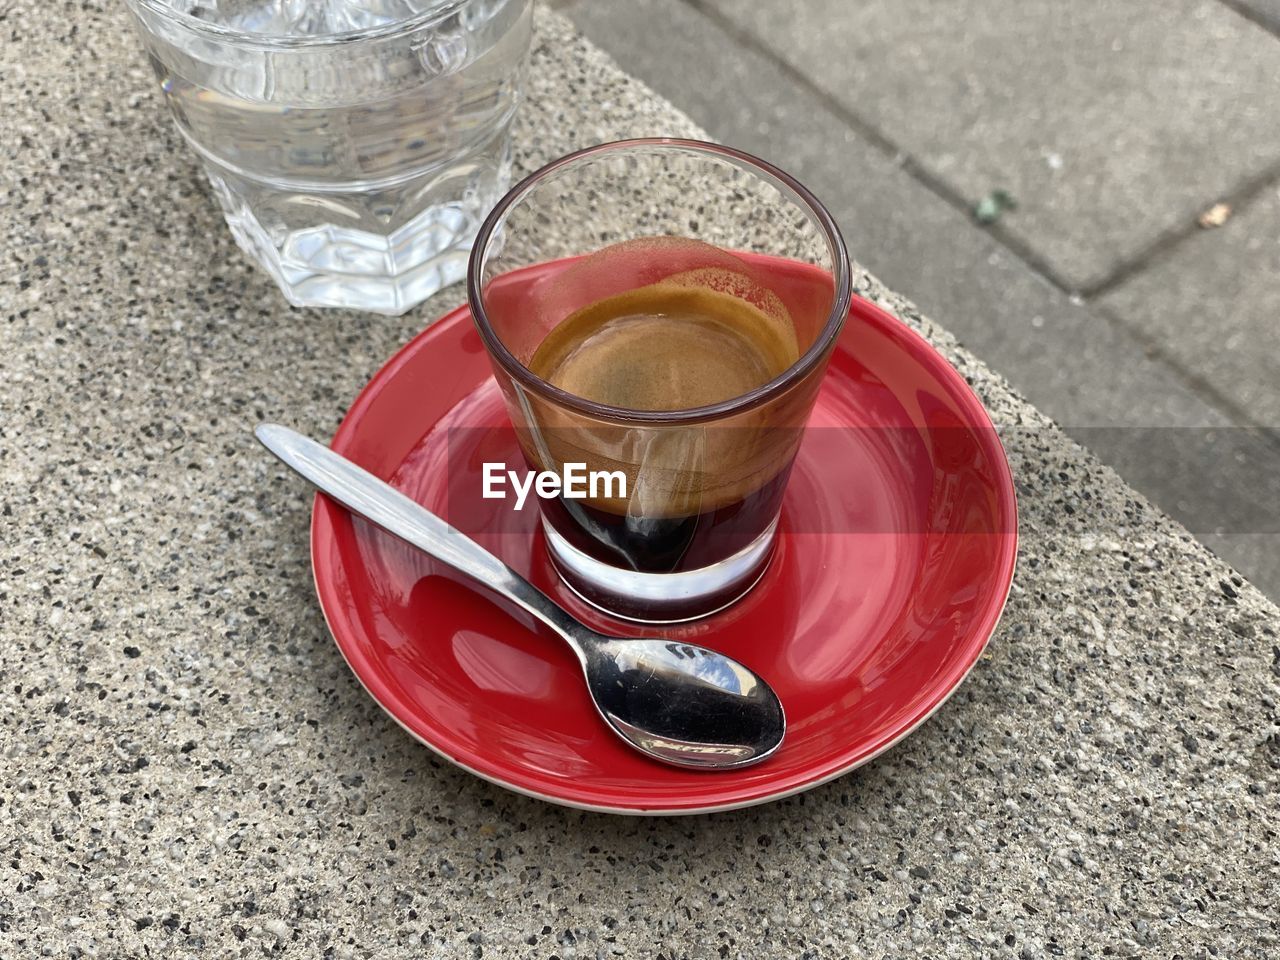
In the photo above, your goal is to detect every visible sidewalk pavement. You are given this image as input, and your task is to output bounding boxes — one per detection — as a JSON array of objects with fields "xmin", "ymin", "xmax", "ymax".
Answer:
[{"xmin": 558, "ymin": 0, "xmax": 1280, "ymax": 599}]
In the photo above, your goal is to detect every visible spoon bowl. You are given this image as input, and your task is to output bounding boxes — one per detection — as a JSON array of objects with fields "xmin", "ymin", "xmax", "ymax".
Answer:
[
  {"xmin": 582, "ymin": 637, "xmax": 784, "ymax": 767},
  {"xmin": 255, "ymin": 424, "xmax": 785, "ymax": 769}
]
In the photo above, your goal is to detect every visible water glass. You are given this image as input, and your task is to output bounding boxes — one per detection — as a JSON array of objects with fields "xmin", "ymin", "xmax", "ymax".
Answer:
[{"xmin": 124, "ymin": 0, "xmax": 534, "ymax": 314}]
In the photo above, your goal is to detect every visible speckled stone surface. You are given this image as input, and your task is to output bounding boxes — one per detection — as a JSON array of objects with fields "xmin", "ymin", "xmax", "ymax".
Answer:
[{"xmin": 3, "ymin": 3, "xmax": 1278, "ymax": 958}]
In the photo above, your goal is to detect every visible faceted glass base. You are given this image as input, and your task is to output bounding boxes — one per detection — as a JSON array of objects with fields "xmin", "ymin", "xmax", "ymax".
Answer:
[
  {"xmin": 542, "ymin": 516, "xmax": 779, "ymax": 624},
  {"xmin": 201, "ymin": 128, "xmax": 513, "ymax": 315},
  {"xmin": 207, "ymin": 171, "xmax": 503, "ymax": 315}
]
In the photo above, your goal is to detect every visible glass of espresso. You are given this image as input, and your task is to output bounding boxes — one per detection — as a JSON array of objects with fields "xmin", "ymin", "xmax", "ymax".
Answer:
[{"xmin": 467, "ymin": 139, "xmax": 851, "ymax": 621}]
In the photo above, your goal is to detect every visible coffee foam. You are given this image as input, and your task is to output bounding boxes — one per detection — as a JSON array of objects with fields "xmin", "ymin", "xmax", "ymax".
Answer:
[
  {"xmin": 529, "ymin": 275, "xmax": 799, "ymax": 411},
  {"xmin": 521, "ymin": 237, "xmax": 800, "ymax": 354}
]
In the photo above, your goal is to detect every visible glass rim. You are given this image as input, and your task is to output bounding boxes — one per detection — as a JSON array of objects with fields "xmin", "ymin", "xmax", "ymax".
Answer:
[
  {"xmin": 123, "ymin": 0, "xmax": 473, "ymax": 48},
  {"xmin": 466, "ymin": 138, "xmax": 853, "ymax": 426}
]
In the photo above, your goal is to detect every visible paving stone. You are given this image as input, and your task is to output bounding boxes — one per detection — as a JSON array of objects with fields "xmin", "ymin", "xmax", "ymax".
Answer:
[
  {"xmin": 1099, "ymin": 184, "xmax": 1280, "ymax": 427},
  {"xmin": 1232, "ymin": 0, "xmax": 1280, "ymax": 33},
  {"xmin": 701, "ymin": 0, "xmax": 1280, "ymax": 291}
]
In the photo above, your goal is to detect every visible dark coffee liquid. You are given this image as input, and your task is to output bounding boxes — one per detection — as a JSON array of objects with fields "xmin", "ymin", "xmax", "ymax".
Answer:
[{"xmin": 527, "ymin": 273, "xmax": 799, "ymax": 574}]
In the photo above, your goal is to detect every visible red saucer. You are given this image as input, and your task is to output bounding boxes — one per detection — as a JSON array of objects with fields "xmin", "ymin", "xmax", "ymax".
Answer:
[{"xmin": 310, "ymin": 260, "xmax": 1017, "ymax": 814}]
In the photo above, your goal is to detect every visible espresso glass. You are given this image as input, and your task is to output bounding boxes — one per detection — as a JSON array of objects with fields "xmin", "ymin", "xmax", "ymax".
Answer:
[{"xmin": 467, "ymin": 139, "xmax": 851, "ymax": 622}]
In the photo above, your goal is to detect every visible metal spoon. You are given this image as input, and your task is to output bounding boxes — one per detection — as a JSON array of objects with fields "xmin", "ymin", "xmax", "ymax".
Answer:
[{"xmin": 255, "ymin": 424, "xmax": 785, "ymax": 769}]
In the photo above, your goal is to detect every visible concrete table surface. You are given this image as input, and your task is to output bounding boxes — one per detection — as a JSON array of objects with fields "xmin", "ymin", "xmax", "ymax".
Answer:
[{"xmin": 3, "ymin": 4, "xmax": 1278, "ymax": 958}]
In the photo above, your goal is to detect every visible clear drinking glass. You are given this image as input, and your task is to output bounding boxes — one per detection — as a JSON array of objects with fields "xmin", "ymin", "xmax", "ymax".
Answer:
[
  {"xmin": 468, "ymin": 139, "xmax": 851, "ymax": 622},
  {"xmin": 123, "ymin": 0, "xmax": 534, "ymax": 315}
]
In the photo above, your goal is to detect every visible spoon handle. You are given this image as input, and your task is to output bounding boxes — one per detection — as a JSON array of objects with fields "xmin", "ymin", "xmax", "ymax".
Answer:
[{"xmin": 255, "ymin": 424, "xmax": 587, "ymax": 655}]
